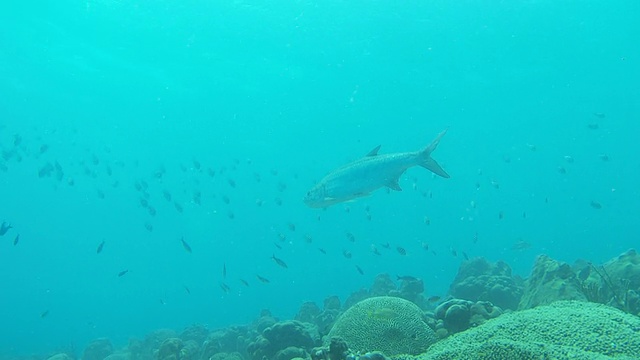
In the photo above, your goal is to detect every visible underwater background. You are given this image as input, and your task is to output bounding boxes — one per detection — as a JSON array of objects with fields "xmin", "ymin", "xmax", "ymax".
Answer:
[{"xmin": 0, "ymin": 0, "xmax": 638, "ymax": 356}]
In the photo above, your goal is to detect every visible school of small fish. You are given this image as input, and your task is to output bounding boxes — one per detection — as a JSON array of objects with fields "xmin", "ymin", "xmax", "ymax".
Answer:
[{"xmin": 0, "ymin": 117, "xmax": 616, "ymax": 318}]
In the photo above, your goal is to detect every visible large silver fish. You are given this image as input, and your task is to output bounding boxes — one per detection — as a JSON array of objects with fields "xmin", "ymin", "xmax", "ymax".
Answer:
[{"xmin": 304, "ymin": 129, "xmax": 450, "ymax": 208}]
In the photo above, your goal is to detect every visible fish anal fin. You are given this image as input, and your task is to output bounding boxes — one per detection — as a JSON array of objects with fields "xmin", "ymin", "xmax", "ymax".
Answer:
[
  {"xmin": 366, "ymin": 145, "xmax": 381, "ymax": 157},
  {"xmin": 386, "ymin": 179, "xmax": 403, "ymax": 191}
]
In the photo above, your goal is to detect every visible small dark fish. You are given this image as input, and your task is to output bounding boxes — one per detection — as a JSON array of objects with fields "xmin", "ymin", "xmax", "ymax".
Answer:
[
  {"xmin": 578, "ymin": 266, "xmax": 591, "ymax": 282},
  {"xmin": 180, "ymin": 237, "xmax": 192, "ymax": 253},
  {"xmin": 174, "ymin": 202, "xmax": 183, "ymax": 213},
  {"xmin": 274, "ymin": 242, "xmax": 282, "ymax": 250},
  {"xmin": 144, "ymin": 222, "xmax": 153, "ymax": 232},
  {"xmin": 163, "ymin": 190, "xmax": 172, "ymax": 201},
  {"xmin": 593, "ymin": 112, "xmax": 606, "ymax": 119},
  {"xmin": 396, "ymin": 246, "xmax": 407, "ymax": 256},
  {"xmin": 522, "ymin": 212, "xmax": 527, "ymax": 219},
  {"xmin": 0, "ymin": 222, "xmax": 12, "ymax": 236},
  {"xmin": 256, "ymin": 275, "xmax": 270, "ymax": 283},
  {"xmin": 473, "ymin": 232, "xmax": 478, "ymax": 244},
  {"xmin": 342, "ymin": 249, "xmax": 352, "ymax": 259},
  {"xmin": 223, "ymin": 263, "xmax": 227, "ymax": 278},
  {"xmin": 13, "ymin": 234, "xmax": 19, "ymax": 246},
  {"xmin": 587, "ymin": 123, "xmax": 599, "ymax": 130},
  {"xmin": 227, "ymin": 179, "xmax": 236, "ymax": 188},
  {"xmin": 397, "ymin": 275, "xmax": 419, "ymax": 282},
  {"xmin": 96, "ymin": 240, "xmax": 105, "ymax": 254},
  {"xmin": 599, "ymin": 154, "xmax": 609, "ymax": 162},
  {"xmin": 462, "ymin": 251, "xmax": 469, "ymax": 260},
  {"xmin": 318, "ymin": 248, "xmax": 327, "ymax": 254},
  {"xmin": 346, "ymin": 232, "xmax": 356, "ymax": 242},
  {"xmin": 421, "ymin": 242, "xmax": 429, "ymax": 251},
  {"xmin": 450, "ymin": 248, "xmax": 458, "ymax": 257},
  {"xmin": 304, "ymin": 234, "xmax": 313, "ymax": 243},
  {"xmin": 557, "ymin": 166, "xmax": 567, "ymax": 174},
  {"xmin": 271, "ymin": 254, "xmax": 288, "ymax": 268},
  {"xmin": 511, "ymin": 239, "xmax": 532, "ymax": 251},
  {"xmin": 220, "ymin": 282, "xmax": 231, "ymax": 293},
  {"xmin": 183, "ymin": 285, "xmax": 191, "ymax": 295},
  {"xmin": 371, "ymin": 244, "xmax": 381, "ymax": 255},
  {"xmin": 381, "ymin": 242, "xmax": 391, "ymax": 249},
  {"xmin": 40, "ymin": 310, "xmax": 49, "ymax": 318},
  {"xmin": 239, "ymin": 279, "xmax": 249, "ymax": 287},
  {"xmin": 498, "ymin": 211, "xmax": 504, "ymax": 220},
  {"xmin": 356, "ymin": 265, "xmax": 364, "ymax": 275},
  {"xmin": 427, "ymin": 295, "xmax": 441, "ymax": 303},
  {"xmin": 590, "ymin": 201, "xmax": 602, "ymax": 209},
  {"xmin": 118, "ymin": 270, "xmax": 129, "ymax": 277}
]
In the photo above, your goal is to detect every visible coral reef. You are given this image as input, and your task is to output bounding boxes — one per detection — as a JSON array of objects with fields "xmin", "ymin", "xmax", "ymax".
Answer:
[
  {"xmin": 412, "ymin": 301, "xmax": 640, "ymax": 359},
  {"xmin": 448, "ymin": 257, "xmax": 523, "ymax": 310},
  {"xmin": 200, "ymin": 325, "xmax": 253, "ymax": 359},
  {"xmin": 432, "ymin": 299, "xmax": 502, "ymax": 337},
  {"xmin": 343, "ymin": 274, "xmax": 429, "ymax": 310},
  {"xmin": 127, "ymin": 329, "xmax": 179, "ymax": 360},
  {"xmin": 294, "ymin": 297, "xmax": 341, "ymax": 336},
  {"xmin": 518, "ymin": 254, "xmax": 586, "ymax": 309},
  {"xmin": 83, "ymin": 338, "xmax": 114, "ymax": 360},
  {"xmin": 46, "ymin": 354, "xmax": 72, "ymax": 360},
  {"xmin": 327, "ymin": 296, "xmax": 437, "ymax": 356},
  {"xmin": 157, "ymin": 338, "xmax": 183, "ymax": 360},
  {"xmin": 247, "ymin": 320, "xmax": 320, "ymax": 360}
]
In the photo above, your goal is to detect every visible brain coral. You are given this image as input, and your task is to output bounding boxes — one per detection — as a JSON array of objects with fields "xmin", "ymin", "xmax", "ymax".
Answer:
[
  {"xmin": 412, "ymin": 301, "xmax": 640, "ymax": 360},
  {"xmin": 327, "ymin": 296, "xmax": 437, "ymax": 356}
]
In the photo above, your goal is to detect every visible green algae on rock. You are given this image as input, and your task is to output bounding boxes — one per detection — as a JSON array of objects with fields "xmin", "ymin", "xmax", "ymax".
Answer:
[
  {"xmin": 448, "ymin": 257, "xmax": 523, "ymax": 310},
  {"xmin": 408, "ymin": 301, "xmax": 640, "ymax": 360},
  {"xmin": 327, "ymin": 296, "xmax": 437, "ymax": 356},
  {"xmin": 519, "ymin": 255, "xmax": 587, "ymax": 309}
]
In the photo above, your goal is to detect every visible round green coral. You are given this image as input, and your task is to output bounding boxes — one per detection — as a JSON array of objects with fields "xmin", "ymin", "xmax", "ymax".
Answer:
[
  {"xmin": 327, "ymin": 296, "xmax": 437, "ymax": 356},
  {"xmin": 412, "ymin": 301, "xmax": 640, "ymax": 360}
]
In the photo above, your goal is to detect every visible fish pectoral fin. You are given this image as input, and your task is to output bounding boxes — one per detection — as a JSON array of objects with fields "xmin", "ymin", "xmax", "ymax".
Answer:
[
  {"xmin": 366, "ymin": 145, "xmax": 381, "ymax": 157},
  {"xmin": 386, "ymin": 179, "xmax": 403, "ymax": 191}
]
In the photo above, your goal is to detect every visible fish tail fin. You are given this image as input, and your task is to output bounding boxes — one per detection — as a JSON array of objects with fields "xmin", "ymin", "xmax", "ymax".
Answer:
[{"xmin": 419, "ymin": 128, "xmax": 450, "ymax": 178}]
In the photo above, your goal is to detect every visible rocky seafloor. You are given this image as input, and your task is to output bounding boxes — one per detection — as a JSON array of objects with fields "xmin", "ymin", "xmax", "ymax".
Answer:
[{"xmin": 11, "ymin": 249, "xmax": 640, "ymax": 360}]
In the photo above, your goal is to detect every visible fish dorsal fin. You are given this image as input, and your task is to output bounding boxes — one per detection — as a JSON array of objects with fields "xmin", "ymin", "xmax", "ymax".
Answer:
[
  {"xmin": 366, "ymin": 145, "xmax": 381, "ymax": 157},
  {"xmin": 386, "ymin": 179, "xmax": 402, "ymax": 191}
]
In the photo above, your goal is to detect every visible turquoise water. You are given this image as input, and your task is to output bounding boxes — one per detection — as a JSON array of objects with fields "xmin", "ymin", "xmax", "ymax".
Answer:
[{"xmin": 0, "ymin": 0, "xmax": 638, "ymax": 355}]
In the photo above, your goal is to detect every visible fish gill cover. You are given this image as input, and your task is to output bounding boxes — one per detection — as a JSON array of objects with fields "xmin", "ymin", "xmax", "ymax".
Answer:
[{"xmin": 0, "ymin": 0, "xmax": 638, "ymax": 358}]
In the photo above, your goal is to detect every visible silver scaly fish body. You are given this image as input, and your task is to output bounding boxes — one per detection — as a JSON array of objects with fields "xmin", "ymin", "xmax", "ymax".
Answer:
[{"xmin": 304, "ymin": 129, "xmax": 449, "ymax": 208}]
